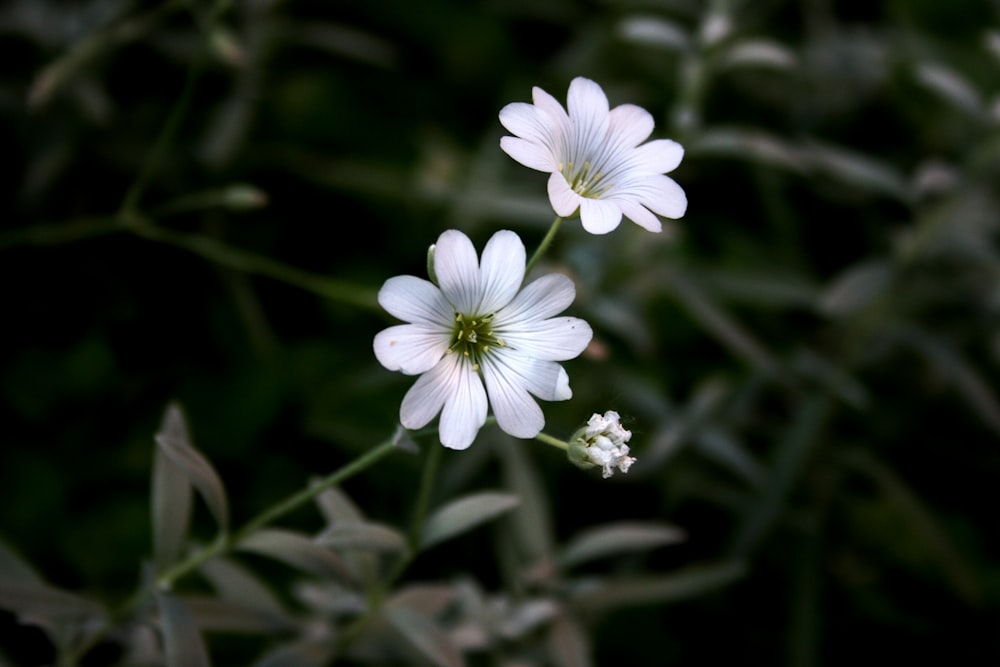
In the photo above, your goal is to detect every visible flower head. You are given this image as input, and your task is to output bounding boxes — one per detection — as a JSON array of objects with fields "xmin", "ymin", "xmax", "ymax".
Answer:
[
  {"xmin": 374, "ymin": 229, "xmax": 593, "ymax": 450},
  {"xmin": 568, "ymin": 410, "xmax": 636, "ymax": 478},
  {"xmin": 499, "ymin": 76, "xmax": 687, "ymax": 235}
]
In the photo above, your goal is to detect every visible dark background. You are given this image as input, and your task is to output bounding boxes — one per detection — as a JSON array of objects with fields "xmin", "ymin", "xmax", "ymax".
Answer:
[{"xmin": 2, "ymin": 0, "xmax": 1000, "ymax": 665}]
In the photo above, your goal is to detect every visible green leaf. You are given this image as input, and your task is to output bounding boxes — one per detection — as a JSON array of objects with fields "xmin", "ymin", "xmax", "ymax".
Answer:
[
  {"xmin": 237, "ymin": 529, "xmax": 355, "ymax": 583},
  {"xmin": 616, "ymin": 16, "xmax": 691, "ymax": 52},
  {"xmin": 571, "ymin": 561, "xmax": 747, "ymax": 613},
  {"xmin": 420, "ymin": 491, "xmax": 520, "ymax": 550},
  {"xmin": 314, "ymin": 484, "xmax": 365, "ymax": 525},
  {"xmin": 315, "ymin": 522, "xmax": 407, "ymax": 553},
  {"xmin": 251, "ymin": 641, "xmax": 333, "ymax": 667},
  {"xmin": 559, "ymin": 522, "xmax": 686, "ymax": 569},
  {"xmin": 152, "ymin": 405, "xmax": 194, "ymax": 573},
  {"xmin": 731, "ymin": 394, "xmax": 831, "ymax": 557},
  {"xmin": 385, "ymin": 606, "xmax": 466, "ymax": 667},
  {"xmin": 386, "ymin": 584, "xmax": 455, "ymax": 616},
  {"xmin": 817, "ymin": 259, "xmax": 893, "ymax": 318},
  {"xmin": 0, "ymin": 537, "xmax": 45, "ymax": 586},
  {"xmin": 717, "ymin": 39, "xmax": 797, "ymax": 71},
  {"xmin": 547, "ymin": 613, "xmax": 592, "ymax": 667},
  {"xmin": 182, "ymin": 594, "xmax": 297, "ymax": 634},
  {"xmin": 155, "ymin": 402, "xmax": 230, "ymax": 533},
  {"xmin": 199, "ymin": 556, "xmax": 289, "ymax": 618},
  {"xmin": 496, "ymin": 437, "xmax": 555, "ymax": 565},
  {"xmin": 155, "ymin": 589, "xmax": 212, "ymax": 667},
  {"xmin": 0, "ymin": 581, "xmax": 106, "ymax": 622}
]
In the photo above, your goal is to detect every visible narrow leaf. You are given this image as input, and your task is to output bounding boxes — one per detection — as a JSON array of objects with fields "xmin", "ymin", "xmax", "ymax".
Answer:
[
  {"xmin": 496, "ymin": 437, "xmax": 555, "ymax": 564},
  {"xmin": 732, "ymin": 394, "xmax": 831, "ymax": 556},
  {"xmin": 547, "ymin": 613, "xmax": 592, "ymax": 667},
  {"xmin": 572, "ymin": 560, "xmax": 747, "ymax": 613},
  {"xmin": 237, "ymin": 529, "xmax": 355, "ymax": 583},
  {"xmin": 152, "ymin": 406, "xmax": 193, "ymax": 573},
  {"xmin": 199, "ymin": 556, "xmax": 288, "ymax": 617},
  {"xmin": 252, "ymin": 640, "xmax": 333, "ymax": 667},
  {"xmin": 718, "ymin": 39, "xmax": 797, "ymax": 71},
  {"xmin": 316, "ymin": 522, "xmax": 406, "ymax": 553},
  {"xmin": 0, "ymin": 581, "xmax": 105, "ymax": 622},
  {"xmin": 386, "ymin": 606, "xmax": 466, "ymax": 667},
  {"xmin": 314, "ymin": 484, "xmax": 365, "ymax": 526},
  {"xmin": 387, "ymin": 584, "xmax": 455, "ymax": 616},
  {"xmin": 155, "ymin": 589, "xmax": 212, "ymax": 667},
  {"xmin": 0, "ymin": 537, "xmax": 45, "ymax": 585},
  {"xmin": 156, "ymin": 403, "xmax": 229, "ymax": 533},
  {"xmin": 817, "ymin": 259, "xmax": 893, "ymax": 318},
  {"xmin": 421, "ymin": 492, "xmax": 520, "ymax": 550},
  {"xmin": 182, "ymin": 594, "xmax": 296, "ymax": 633},
  {"xmin": 559, "ymin": 522, "xmax": 686, "ymax": 569}
]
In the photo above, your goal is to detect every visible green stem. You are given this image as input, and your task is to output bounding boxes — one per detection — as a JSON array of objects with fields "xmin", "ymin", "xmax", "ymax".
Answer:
[
  {"xmin": 535, "ymin": 431, "xmax": 569, "ymax": 451},
  {"xmin": 0, "ymin": 217, "xmax": 122, "ymax": 249},
  {"xmin": 408, "ymin": 441, "xmax": 443, "ymax": 549},
  {"xmin": 63, "ymin": 435, "xmax": 399, "ymax": 665},
  {"xmin": 117, "ymin": 0, "xmax": 233, "ymax": 216},
  {"xmin": 157, "ymin": 435, "xmax": 400, "ymax": 589},
  {"xmin": 525, "ymin": 216, "xmax": 564, "ymax": 275},
  {"xmin": 123, "ymin": 214, "xmax": 381, "ymax": 311},
  {"xmin": 337, "ymin": 441, "xmax": 444, "ymax": 650}
]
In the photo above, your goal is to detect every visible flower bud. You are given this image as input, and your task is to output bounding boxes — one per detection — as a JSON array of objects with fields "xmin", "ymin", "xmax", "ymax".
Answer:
[{"xmin": 567, "ymin": 410, "xmax": 636, "ymax": 478}]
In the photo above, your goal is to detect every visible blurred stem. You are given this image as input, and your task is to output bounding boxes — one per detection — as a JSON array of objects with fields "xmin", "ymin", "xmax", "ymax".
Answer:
[
  {"xmin": 525, "ymin": 216, "xmax": 564, "ymax": 275},
  {"xmin": 157, "ymin": 434, "xmax": 400, "ymax": 589},
  {"xmin": 337, "ymin": 440, "xmax": 444, "ymax": 651},
  {"xmin": 408, "ymin": 441, "xmax": 443, "ymax": 548},
  {"xmin": 122, "ymin": 214, "xmax": 381, "ymax": 311},
  {"xmin": 535, "ymin": 432, "xmax": 569, "ymax": 451},
  {"xmin": 63, "ymin": 434, "xmax": 399, "ymax": 665},
  {"xmin": 118, "ymin": 0, "xmax": 232, "ymax": 216},
  {"xmin": 0, "ymin": 217, "xmax": 121, "ymax": 248}
]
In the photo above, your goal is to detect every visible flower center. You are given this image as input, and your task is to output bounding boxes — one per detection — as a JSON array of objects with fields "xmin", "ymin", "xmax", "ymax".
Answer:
[
  {"xmin": 449, "ymin": 313, "xmax": 505, "ymax": 370},
  {"xmin": 559, "ymin": 160, "xmax": 609, "ymax": 198}
]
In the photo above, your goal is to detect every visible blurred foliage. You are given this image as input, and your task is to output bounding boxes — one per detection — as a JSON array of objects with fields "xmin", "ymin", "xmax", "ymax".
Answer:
[{"xmin": 2, "ymin": 0, "xmax": 1000, "ymax": 665}]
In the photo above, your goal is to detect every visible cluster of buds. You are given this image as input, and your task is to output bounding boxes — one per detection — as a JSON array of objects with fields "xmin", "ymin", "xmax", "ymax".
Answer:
[{"xmin": 568, "ymin": 410, "xmax": 635, "ymax": 478}]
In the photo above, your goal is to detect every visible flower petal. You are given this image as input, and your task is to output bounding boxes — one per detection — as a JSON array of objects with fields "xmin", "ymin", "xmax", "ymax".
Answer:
[
  {"xmin": 495, "ymin": 273, "xmax": 575, "ymax": 324},
  {"xmin": 500, "ymin": 136, "xmax": 556, "ymax": 172},
  {"xmin": 547, "ymin": 173, "xmax": 581, "ymax": 217},
  {"xmin": 633, "ymin": 139, "xmax": 684, "ymax": 174},
  {"xmin": 481, "ymin": 353, "xmax": 546, "ymax": 438},
  {"xmin": 499, "ymin": 102, "xmax": 552, "ymax": 145},
  {"xmin": 616, "ymin": 199, "xmax": 663, "ymax": 232},
  {"xmin": 399, "ymin": 357, "xmax": 457, "ymax": 430},
  {"xmin": 579, "ymin": 198, "xmax": 623, "ymax": 234},
  {"xmin": 438, "ymin": 360, "xmax": 488, "ymax": 450},
  {"xmin": 434, "ymin": 229, "xmax": 481, "ymax": 313},
  {"xmin": 633, "ymin": 174, "xmax": 688, "ymax": 219},
  {"xmin": 500, "ymin": 316, "xmax": 592, "ymax": 361},
  {"xmin": 532, "ymin": 85, "xmax": 570, "ymax": 126},
  {"xmin": 478, "ymin": 230, "xmax": 525, "ymax": 313},
  {"xmin": 608, "ymin": 103, "xmax": 654, "ymax": 149},
  {"xmin": 567, "ymin": 77, "xmax": 610, "ymax": 138},
  {"xmin": 374, "ymin": 324, "xmax": 449, "ymax": 375},
  {"xmin": 378, "ymin": 275, "xmax": 453, "ymax": 324}
]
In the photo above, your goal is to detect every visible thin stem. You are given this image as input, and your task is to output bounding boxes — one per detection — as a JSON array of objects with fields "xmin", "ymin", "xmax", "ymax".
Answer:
[
  {"xmin": 337, "ymin": 440, "xmax": 446, "ymax": 650},
  {"xmin": 408, "ymin": 442, "xmax": 443, "ymax": 549},
  {"xmin": 117, "ymin": 0, "xmax": 233, "ymax": 216},
  {"xmin": 156, "ymin": 435, "xmax": 400, "ymax": 589},
  {"xmin": 535, "ymin": 431, "xmax": 569, "ymax": 451},
  {"xmin": 123, "ymin": 214, "xmax": 381, "ymax": 312},
  {"xmin": 0, "ymin": 217, "xmax": 122, "ymax": 249},
  {"xmin": 525, "ymin": 216, "xmax": 564, "ymax": 275}
]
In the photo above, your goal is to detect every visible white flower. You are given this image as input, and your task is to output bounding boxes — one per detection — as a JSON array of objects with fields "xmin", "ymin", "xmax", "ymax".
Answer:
[
  {"xmin": 568, "ymin": 410, "xmax": 636, "ymax": 478},
  {"xmin": 499, "ymin": 76, "xmax": 687, "ymax": 235},
  {"xmin": 374, "ymin": 229, "xmax": 593, "ymax": 450}
]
